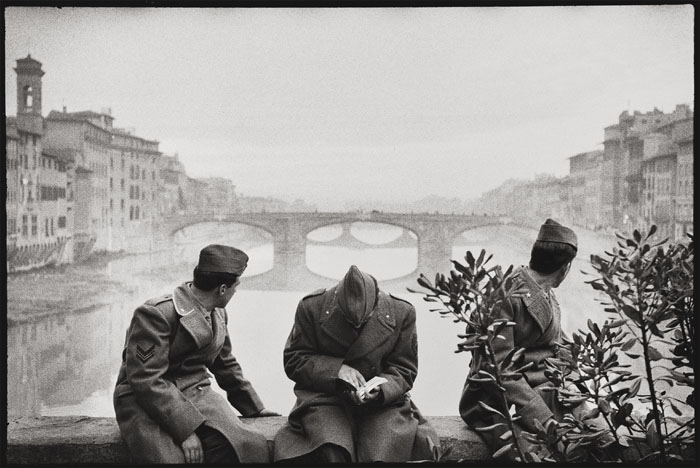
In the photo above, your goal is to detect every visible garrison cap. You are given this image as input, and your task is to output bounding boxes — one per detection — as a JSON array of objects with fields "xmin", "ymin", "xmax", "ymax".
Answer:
[
  {"xmin": 337, "ymin": 265, "xmax": 378, "ymax": 329},
  {"xmin": 536, "ymin": 219, "xmax": 578, "ymax": 250},
  {"xmin": 197, "ymin": 244, "xmax": 248, "ymax": 275}
]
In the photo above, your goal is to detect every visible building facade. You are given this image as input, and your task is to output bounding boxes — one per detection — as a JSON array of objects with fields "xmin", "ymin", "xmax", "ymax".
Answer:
[
  {"xmin": 568, "ymin": 150, "xmax": 604, "ymax": 230},
  {"xmin": 199, "ymin": 177, "xmax": 239, "ymax": 212},
  {"xmin": 672, "ymin": 118, "xmax": 694, "ymax": 240},
  {"xmin": 156, "ymin": 153, "xmax": 188, "ymax": 216},
  {"xmin": 6, "ymin": 56, "xmax": 74, "ymax": 272},
  {"xmin": 44, "ymin": 109, "xmax": 162, "ymax": 254}
]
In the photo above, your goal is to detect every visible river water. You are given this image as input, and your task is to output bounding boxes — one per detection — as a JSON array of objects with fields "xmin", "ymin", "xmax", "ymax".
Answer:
[{"xmin": 7, "ymin": 223, "xmax": 675, "ymax": 418}]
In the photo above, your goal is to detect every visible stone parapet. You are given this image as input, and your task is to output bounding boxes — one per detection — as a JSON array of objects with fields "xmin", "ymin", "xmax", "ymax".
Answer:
[{"xmin": 7, "ymin": 416, "xmax": 489, "ymax": 464}]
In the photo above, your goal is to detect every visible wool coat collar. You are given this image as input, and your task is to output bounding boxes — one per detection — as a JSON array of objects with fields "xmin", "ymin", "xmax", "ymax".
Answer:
[
  {"xmin": 172, "ymin": 282, "xmax": 215, "ymax": 349},
  {"xmin": 515, "ymin": 267, "xmax": 558, "ymax": 335}
]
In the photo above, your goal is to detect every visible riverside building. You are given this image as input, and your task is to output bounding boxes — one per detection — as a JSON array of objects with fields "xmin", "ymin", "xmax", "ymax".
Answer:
[
  {"xmin": 44, "ymin": 108, "xmax": 162, "ymax": 254},
  {"xmin": 6, "ymin": 55, "xmax": 73, "ymax": 272}
]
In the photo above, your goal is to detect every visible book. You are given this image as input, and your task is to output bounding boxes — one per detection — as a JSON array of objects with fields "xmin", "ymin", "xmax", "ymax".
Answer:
[
  {"xmin": 358, "ymin": 376, "xmax": 388, "ymax": 399},
  {"xmin": 336, "ymin": 376, "xmax": 388, "ymax": 399}
]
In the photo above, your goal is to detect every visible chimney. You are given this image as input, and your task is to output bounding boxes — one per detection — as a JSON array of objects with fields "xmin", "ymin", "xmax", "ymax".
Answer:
[{"xmin": 63, "ymin": 106, "xmax": 67, "ymax": 113}]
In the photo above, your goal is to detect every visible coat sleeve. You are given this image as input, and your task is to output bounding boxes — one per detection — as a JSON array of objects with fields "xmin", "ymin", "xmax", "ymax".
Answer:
[
  {"xmin": 208, "ymin": 310, "xmax": 265, "ymax": 417},
  {"xmin": 521, "ymin": 346, "xmax": 557, "ymax": 387},
  {"xmin": 283, "ymin": 299, "xmax": 345, "ymax": 394},
  {"xmin": 489, "ymin": 299, "xmax": 554, "ymax": 431},
  {"xmin": 125, "ymin": 304, "xmax": 206, "ymax": 444},
  {"xmin": 377, "ymin": 304, "xmax": 418, "ymax": 405}
]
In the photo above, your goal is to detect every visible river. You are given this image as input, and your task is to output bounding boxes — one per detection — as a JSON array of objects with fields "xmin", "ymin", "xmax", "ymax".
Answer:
[{"xmin": 6, "ymin": 223, "xmax": 677, "ymax": 418}]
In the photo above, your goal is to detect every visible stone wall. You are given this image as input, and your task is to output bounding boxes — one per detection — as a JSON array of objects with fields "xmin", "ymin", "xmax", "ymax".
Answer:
[{"xmin": 7, "ymin": 416, "xmax": 490, "ymax": 463}]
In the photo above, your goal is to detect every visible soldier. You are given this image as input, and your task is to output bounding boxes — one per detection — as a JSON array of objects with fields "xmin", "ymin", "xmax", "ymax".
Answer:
[
  {"xmin": 274, "ymin": 265, "xmax": 440, "ymax": 463},
  {"xmin": 113, "ymin": 244, "xmax": 279, "ymax": 464},
  {"xmin": 459, "ymin": 218, "xmax": 591, "ymax": 459}
]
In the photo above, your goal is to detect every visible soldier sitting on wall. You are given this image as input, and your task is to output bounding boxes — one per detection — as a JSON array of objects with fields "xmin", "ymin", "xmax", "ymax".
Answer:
[
  {"xmin": 113, "ymin": 244, "xmax": 279, "ymax": 464},
  {"xmin": 459, "ymin": 219, "xmax": 612, "ymax": 460},
  {"xmin": 273, "ymin": 265, "xmax": 441, "ymax": 463}
]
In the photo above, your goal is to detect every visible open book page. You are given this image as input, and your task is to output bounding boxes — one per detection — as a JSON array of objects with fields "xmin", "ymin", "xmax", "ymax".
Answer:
[{"xmin": 358, "ymin": 376, "xmax": 388, "ymax": 399}]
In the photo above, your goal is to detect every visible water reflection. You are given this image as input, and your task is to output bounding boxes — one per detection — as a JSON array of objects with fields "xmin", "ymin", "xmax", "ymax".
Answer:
[
  {"xmin": 306, "ymin": 222, "xmax": 418, "ymax": 280},
  {"xmin": 8, "ymin": 296, "xmax": 132, "ymax": 417}
]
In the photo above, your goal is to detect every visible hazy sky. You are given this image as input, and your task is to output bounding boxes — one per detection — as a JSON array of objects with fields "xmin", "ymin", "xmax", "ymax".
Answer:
[{"xmin": 5, "ymin": 6, "xmax": 694, "ymax": 209}]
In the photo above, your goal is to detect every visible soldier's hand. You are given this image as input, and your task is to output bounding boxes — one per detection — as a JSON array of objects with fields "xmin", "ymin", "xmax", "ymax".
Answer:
[
  {"xmin": 181, "ymin": 432, "xmax": 203, "ymax": 464},
  {"xmin": 362, "ymin": 386, "xmax": 381, "ymax": 403},
  {"xmin": 338, "ymin": 364, "xmax": 366, "ymax": 391}
]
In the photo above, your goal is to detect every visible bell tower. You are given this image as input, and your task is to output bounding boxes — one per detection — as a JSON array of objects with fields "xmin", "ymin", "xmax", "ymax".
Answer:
[{"xmin": 15, "ymin": 54, "xmax": 45, "ymax": 135}]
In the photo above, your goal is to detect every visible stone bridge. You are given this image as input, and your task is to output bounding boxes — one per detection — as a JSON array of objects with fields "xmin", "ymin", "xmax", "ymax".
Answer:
[{"xmin": 158, "ymin": 212, "xmax": 507, "ymax": 290}]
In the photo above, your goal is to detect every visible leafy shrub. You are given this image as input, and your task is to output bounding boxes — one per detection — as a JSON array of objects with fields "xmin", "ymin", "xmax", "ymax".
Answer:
[{"xmin": 411, "ymin": 226, "xmax": 695, "ymax": 463}]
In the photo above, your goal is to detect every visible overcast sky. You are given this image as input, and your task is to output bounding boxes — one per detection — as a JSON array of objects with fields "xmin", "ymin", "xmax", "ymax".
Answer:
[{"xmin": 5, "ymin": 6, "xmax": 694, "ymax": 209}]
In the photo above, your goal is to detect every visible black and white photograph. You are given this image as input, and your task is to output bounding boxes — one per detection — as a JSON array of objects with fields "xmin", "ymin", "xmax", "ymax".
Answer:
[{"xmin": 4, "ymin": 4, "xmax": 695, "ymax": 464}]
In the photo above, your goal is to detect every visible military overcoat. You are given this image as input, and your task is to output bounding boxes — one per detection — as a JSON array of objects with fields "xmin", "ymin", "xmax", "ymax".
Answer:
[
  {"xmin": 459, "ymin": 266, "xmax": 564, "ymax": 437},
  {"xmin": 273, "ymin": 287, "xmax": 440, "ymax": 463},
  {"xmin": 113, "ymin": 282, "xmax": 270, "ymax": 464}
]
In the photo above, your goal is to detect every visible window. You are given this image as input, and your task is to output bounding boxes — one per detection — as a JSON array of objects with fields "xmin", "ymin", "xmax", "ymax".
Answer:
[
  {"xmin": 24, "ymin": 85, "xmax": 33, "ymax": 109},
  {"xmin": 110, "ymin": 178, "xmax": 113, "ymax": 189},
  {"xmin": 121, "ymin": 179, "xmax": 124, "ymax": 190},
  {"xmin": 31, "ymin": 215, "xmax": 38, "ymax": 236},
  {"xmin": 142, "ymin": 169, "xmax": 146, "ymax": 179},
  {"xmin": 58, "ymin": 216, "xmax": 66, "ymax": 228},
  {"xmin": 121, "ymin": 199, "xmax": 125, "ymax": 209},
  {"xmin": 135, "ymin": 206, "xmax": 140, "ymax": 219},
  {"xmin": 22, "ymin": 215, "xmax": 28, "ymax": 237},
  {"xmin": 130, "ymin": 206, "xmax": 133, "ymax": 220}
]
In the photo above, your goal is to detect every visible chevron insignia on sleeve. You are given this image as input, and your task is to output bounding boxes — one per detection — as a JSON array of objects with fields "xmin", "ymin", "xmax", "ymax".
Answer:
[{"xmin": 136, "ymin": 344, "xmax": 156, "ymax": 363}]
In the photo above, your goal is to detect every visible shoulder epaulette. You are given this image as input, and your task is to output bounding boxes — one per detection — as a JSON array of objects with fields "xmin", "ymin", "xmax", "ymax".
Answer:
[
  {"xmin": 303, "ymin": 288, "xmax": 326, "ymax": 300},
  {"xmin": 389, "ymin": 293, "xmax": 414, "ymax": 307},
  {"xmin": 153, "ymin": 294, "xmax": 173, "ymax": 305}
]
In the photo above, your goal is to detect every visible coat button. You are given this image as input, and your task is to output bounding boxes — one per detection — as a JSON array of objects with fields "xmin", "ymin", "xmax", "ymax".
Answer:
[
  {"xmin": 325, "ymin": 311, "xmax": 330, "ymax": 314},
  {"xmin": 385, "ymin": 314, "xmax": 390, "ymax": 319}
]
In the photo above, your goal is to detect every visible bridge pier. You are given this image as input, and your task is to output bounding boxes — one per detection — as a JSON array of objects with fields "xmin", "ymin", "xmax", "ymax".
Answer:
[
  {"xmin": 415, "ymin": 223, "xmax": 457, "ymax": 278},
  {"xmin": 270, "ymin": 219, "xmax": 310, "ymax": 289}
]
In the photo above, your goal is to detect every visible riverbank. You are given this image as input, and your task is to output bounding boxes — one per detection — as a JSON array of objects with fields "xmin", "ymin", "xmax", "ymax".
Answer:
[{"xmin": 6, "ymin": 251, "xmax": 136, "ymax": 325}]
